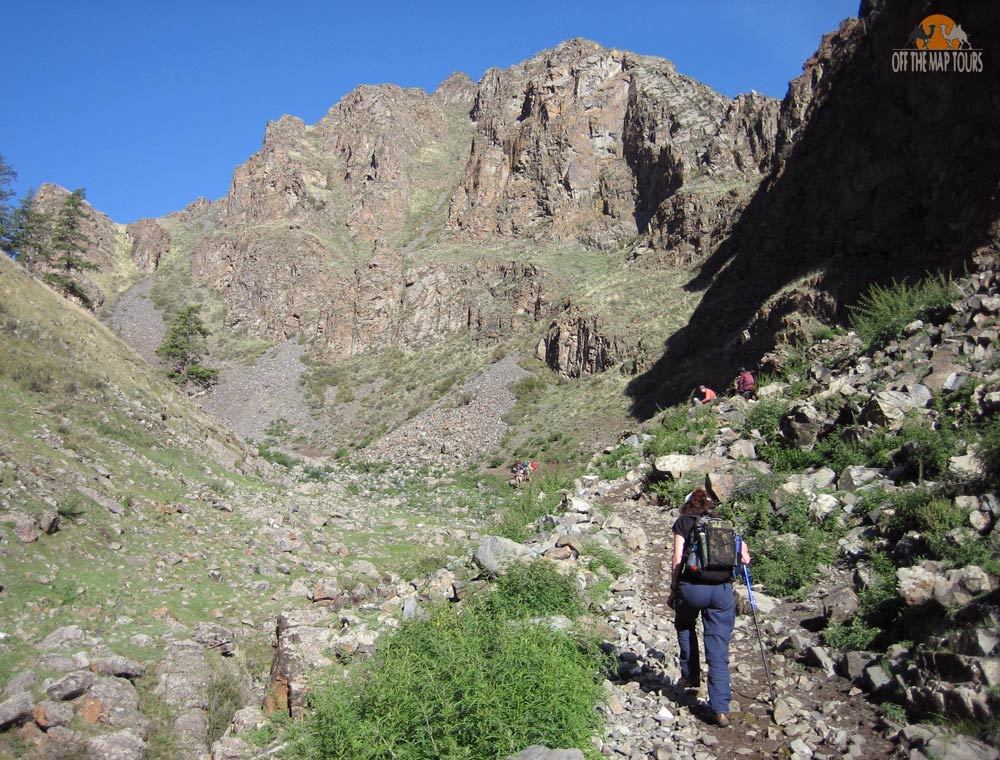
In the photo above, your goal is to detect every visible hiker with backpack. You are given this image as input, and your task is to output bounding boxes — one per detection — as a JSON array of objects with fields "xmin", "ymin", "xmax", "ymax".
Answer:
[{"xmin": 667, "ymin": 488, "xmax": 751, "ymax": 728}]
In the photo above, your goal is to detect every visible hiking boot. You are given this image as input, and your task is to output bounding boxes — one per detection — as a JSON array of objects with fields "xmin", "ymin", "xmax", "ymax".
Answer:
[
  {"xmin": 715, "ymin": 713, "xmax": 731, "ymax": 728},
  {"xmin": 677, "ymin": 676, "xmax": 700, "ymax": 689}
]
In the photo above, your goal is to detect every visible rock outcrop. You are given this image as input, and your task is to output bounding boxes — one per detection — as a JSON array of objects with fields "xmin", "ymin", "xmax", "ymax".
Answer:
[{"xmin": 445, "ymin": 39, "xmax": 778, "ymax": 252}]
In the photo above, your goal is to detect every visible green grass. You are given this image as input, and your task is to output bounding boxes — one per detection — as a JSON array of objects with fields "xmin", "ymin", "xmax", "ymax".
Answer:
[
  {"xmin": 581, "ymin": 543, "xmax": 629, "ymax": 578},
  {"xmin": 293, "ymin": 563, "xmax": 609, "ymax": 760},
  {"xmin": 646, "ymin": 403, "xmax": 718, "ymax": 458}
]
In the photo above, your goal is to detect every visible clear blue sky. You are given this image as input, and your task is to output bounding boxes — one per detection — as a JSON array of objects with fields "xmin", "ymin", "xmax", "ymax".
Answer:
[{"xmin": 3, "ymin": 0, "xmax": 858, "ymax": 224}]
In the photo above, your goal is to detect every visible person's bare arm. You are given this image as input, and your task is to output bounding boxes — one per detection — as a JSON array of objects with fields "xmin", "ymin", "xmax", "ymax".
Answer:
[{"xmin": 668, "ymin": 533, "xmax": 685, "ymax": 604}]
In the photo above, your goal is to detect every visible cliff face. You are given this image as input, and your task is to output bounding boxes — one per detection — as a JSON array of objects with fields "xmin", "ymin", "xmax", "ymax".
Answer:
[
  {"xmin": 628, "ymin": 0, "xmax": 1000, "ymax": 414},
  {"xmin": 445, "ymin": 39, "xmax": 778, "ymax": 253},
  {"xmin": 159, "ymin": 38, "xmax": 781, "ymax": 361}
]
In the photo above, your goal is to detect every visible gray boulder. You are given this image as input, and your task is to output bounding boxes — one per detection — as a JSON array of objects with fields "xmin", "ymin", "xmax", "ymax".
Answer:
[
  {"xmin": 779, "ymin": 403, "xmax": 825, "ymax": 449},
  {"xmin": 212, "ymin": 736, "xmax": 255, "ymax": 759},
  {"xmin": 821, "ymin": 587, "xmax": 860, "ymax": 624},
  {"xmin": 90, "ymin": 655, "xmax": 146, "ymax": 680},
  {"xmin": 37, "ymin": 624, "xmax": 86, "ymax": 650},
  {"xmin": 0, "ymin": 691, "xmax": 34, "ymax": 730},
  {"xmin": 87, "ymin": 728, "xmax": 149, "ymax": 760},
  {"xmin": 507, "ymin": 747, "xmax": 585, "ymax": 760},
  {"xmin": 33, "ymin": 699, "xmax": 74, "ymax": 728},
  {"xmin": 45, "ymin": 669, "xmax": 94, "ymax": 701},
  {"xmin": 473, "ymin": 536, "xmax": 534, "ymax": 575},
  {"xmin": 838, "ymin": 465, "xmax": 884, "ymax": 492}
]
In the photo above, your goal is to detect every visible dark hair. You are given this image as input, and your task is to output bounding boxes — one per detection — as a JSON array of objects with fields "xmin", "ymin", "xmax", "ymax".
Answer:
[{"xmin": 680, "ymin": 487, "xmax": 715, "ymax": 516}]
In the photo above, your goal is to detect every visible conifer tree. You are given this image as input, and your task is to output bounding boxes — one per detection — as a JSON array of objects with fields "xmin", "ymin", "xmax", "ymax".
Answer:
[
  {"xmin": 43, "ymin": 188, "xmax": 97, "ymax": 308},
  {"xmin": 5, "ymin": 192, "xmax": 50, "ymax": 264},
  {"xmin": 157, "ymin": 305, "xmax": 219, "ymax": 388},
  {"xmin": 0, "ymin": 155, "xmax": 17, "ymax": 258}
]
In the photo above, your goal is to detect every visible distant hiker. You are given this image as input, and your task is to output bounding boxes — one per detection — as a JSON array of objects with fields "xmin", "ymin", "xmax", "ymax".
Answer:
[
  {"xmin": 509, "ymin": 460, "xmax": 536, "ymax": 487},
  {"xmin": 733, "ymin": 368, "xmax": 756, "ymax": 400},
  {"xmin": 693, "ymin": 385, "xmax": 717, "ymax": 405},
  {"xmin": 668, "ymin": 488, "xmax": 751, "ymax": 728}
]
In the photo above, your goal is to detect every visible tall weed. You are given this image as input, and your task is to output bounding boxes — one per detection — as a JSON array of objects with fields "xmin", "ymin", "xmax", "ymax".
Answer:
[
  {"xmin": 849, "ymin": 274, "xmax": 956, "ymax": 351},
  {"xmin": 295, "ymin": 565, "xmax": 608, "ymax": 760}
]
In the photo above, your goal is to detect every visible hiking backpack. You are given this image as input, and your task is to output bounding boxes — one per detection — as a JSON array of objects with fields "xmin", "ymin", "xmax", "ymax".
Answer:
[{"xmin": 683, "ymin": 515, "xmax": 741, "ymax": 583}]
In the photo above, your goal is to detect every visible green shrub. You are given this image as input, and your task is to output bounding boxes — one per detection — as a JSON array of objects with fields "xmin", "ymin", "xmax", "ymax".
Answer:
[
  {"xmin": 978, "ymin": 416, "xmax": 1000, "ymax": 491},
  {"xmin": 495, "ymin": 474, "xmax": 571, "ymax": 543},
  {"xmin": 474, "ymin": 562, "xmax": 584, "ymax": 620},
  {"xmin": 848, "ymin": 273, "xmax": 956, "ymax": 351},
  {"xmin": 858, "ymin": 550, "xmax": 898, "ymax": 615},
  {"xmin": 882, "ymin": 489, "xmax": 960, "ymax": 542},
  {"xmin": 592, "ymin": 445, "xmax": 638, "ymax": 480},
  {"xmin": 206, "ymin": 665, "xmax": 245, "ymax": 745},
  {"xmin": 295, "ymin": 572, "xmax": 608, "ymax": 760},
  {"xmin": 581, "ymin": 543, "xmax": 629, "ymax": 578},
  {"xmin": 511, "ymin": 375, "xmax": 547, "ymax": 404},
  {"xmin": 741, "ymin": 398, "xmax": 788, "ymax": 439},
  {"xmin": 822, "ymin": 615, "xmax": 881, "ymax": 651},
  {"xmin": 647, "ymin": 404, "xmax": 717, "ymax": 458},
  {"xmin": 723, "ymin": 479, "xmax": 840, "ymax": 599}
]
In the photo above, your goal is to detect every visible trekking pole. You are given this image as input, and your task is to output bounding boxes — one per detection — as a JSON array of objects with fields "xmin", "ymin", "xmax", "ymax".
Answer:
[{"xmin": 742, "ymin": 563, "xmax": 777, "ymax": 706}]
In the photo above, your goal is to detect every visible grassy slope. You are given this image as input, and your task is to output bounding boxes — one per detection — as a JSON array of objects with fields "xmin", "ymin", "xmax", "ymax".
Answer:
[{"xmin": 0, "ymin": 257, "xmax": 502, "ymax": 697}]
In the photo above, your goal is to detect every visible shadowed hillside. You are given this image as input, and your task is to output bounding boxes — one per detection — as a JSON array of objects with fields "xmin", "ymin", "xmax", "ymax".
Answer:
[{"xmin": 628, "ymin": 0, "xmax": 1000, "ymax": 416}]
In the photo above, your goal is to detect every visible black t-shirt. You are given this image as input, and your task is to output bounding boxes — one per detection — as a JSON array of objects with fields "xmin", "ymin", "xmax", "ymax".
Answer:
[{"xmin": 672, "ymin": 514, "xmax": 698, "ymax": 548}]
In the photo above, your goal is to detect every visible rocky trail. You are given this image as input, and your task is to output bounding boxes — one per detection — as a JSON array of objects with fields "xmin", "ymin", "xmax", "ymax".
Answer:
[{"xmin": 598, "ymin": 488, "xmax": 898, "ymax": 760}]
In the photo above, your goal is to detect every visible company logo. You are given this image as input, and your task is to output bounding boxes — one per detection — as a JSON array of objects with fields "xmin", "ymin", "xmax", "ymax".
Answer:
[{"xmin": 892, "ymin": 14, "xmax": 983, "ymax": 73}]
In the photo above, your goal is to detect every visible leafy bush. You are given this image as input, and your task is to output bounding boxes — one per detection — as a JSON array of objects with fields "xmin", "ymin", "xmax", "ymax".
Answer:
[
  {"xmin": 723, "ymin": 478, "xmax": 839, "ymax": 599},
  {"xmin": 822, "ymin": 616, "xmax": 881, "ymax": 651},
  {"xmin": 495, "ymin": 474, "xmax": 571, "ymax": 543},
  {"xmin": 206, "ymin": 665, "xmax": 245, "ymax": 745},
  {"xmin": 592, "ymin": 445, "xmax": 638, "ymax": 480},
  {"xmin": 741, "ymin": 398, "xmax": 788, "ymax": 439},
  {"xmin": 881, "ymin": 488, "xmax": 960, "ymax": 541},
  {"xmin": 474, "ymin": 562, "xmax": 584, "ymax": 620},
  {"xmin": 647, "ymin": 404, "xmax": 717, "ymax": 458},
  {"xmin": 848, "ymin": 274, "xmax": 957, "ymax": 351},
  {"xmin": 977, "ymin": 416, "xmax": 1000, "ymax": 491},
  {"xmin": 295, "ymin": 568, "xmax": 608, "ymax": 760},
  {"xmin": 581, "ymin": 543, "xmax": 629, "ymax": 578},
  {"xmin": 511, "ymin": 375, "xmax": 547, "ymax": 404}
]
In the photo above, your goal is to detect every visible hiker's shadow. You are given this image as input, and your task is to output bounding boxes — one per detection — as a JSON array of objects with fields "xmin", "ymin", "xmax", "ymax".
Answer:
[{"xmin": 608, "ymin": 644, "xmax": 716, "ymax": 725}]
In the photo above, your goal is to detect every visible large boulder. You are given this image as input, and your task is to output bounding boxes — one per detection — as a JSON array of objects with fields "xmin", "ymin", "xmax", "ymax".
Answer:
[
  {"xmin": 0, "ymin": 692, "xmax": 34, "ymax": 730},
  {"xmin": 779, "ymin": 403, "xmax": 826, "ymax": 449},
  {"xmin": 860, "ymin": 385, "xmax": 933, "ymax": 427},
  {"xmin": 473, "ymin": 536, "xmax": 534, "ymax": 575},
  {"xmin": 86, "ymin": 728, "xmax": 149, "ymax": 760},
  {"xmin": 821, "ymin": 587, "xmax": 860, "ymax": 624}
]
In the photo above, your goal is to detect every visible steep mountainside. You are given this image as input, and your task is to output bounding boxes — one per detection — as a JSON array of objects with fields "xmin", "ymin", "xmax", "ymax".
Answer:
[
  {"xmin": 27, "ymin": 0, "xmax": 999, "ymax": 453},
  {"xmin": 79, "ymin": 37, "xmax": 780, "ymax": 370}
]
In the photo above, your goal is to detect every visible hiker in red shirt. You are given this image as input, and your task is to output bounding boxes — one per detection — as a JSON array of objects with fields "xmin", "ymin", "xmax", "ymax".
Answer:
[
  {"xmin": 733, "ymin": 368, "xmax": 756, "ymax": 400},
  {"xmin": 693, "ymin": 385, "xmax": 717, "ymax": 405}
]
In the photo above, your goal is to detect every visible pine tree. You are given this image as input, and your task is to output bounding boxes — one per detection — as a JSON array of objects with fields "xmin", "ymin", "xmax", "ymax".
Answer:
[
  {"xmin": 43, "ymin": 188, "xmax": 97, "ymax": 308},
  {"xmin": 6, "ymin": 192, "xmax": 51, "ymax": 264},
  {"xmin": 50, "ymin": 188, "xmax": 94, "ymax": 272},
  {"xmin": 156, "ymin": 305, "xmax": 219, "ymax": 388},
  {"xmin": 0, "ymin": 155, "xmax": 17, "ymax": 258}
]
